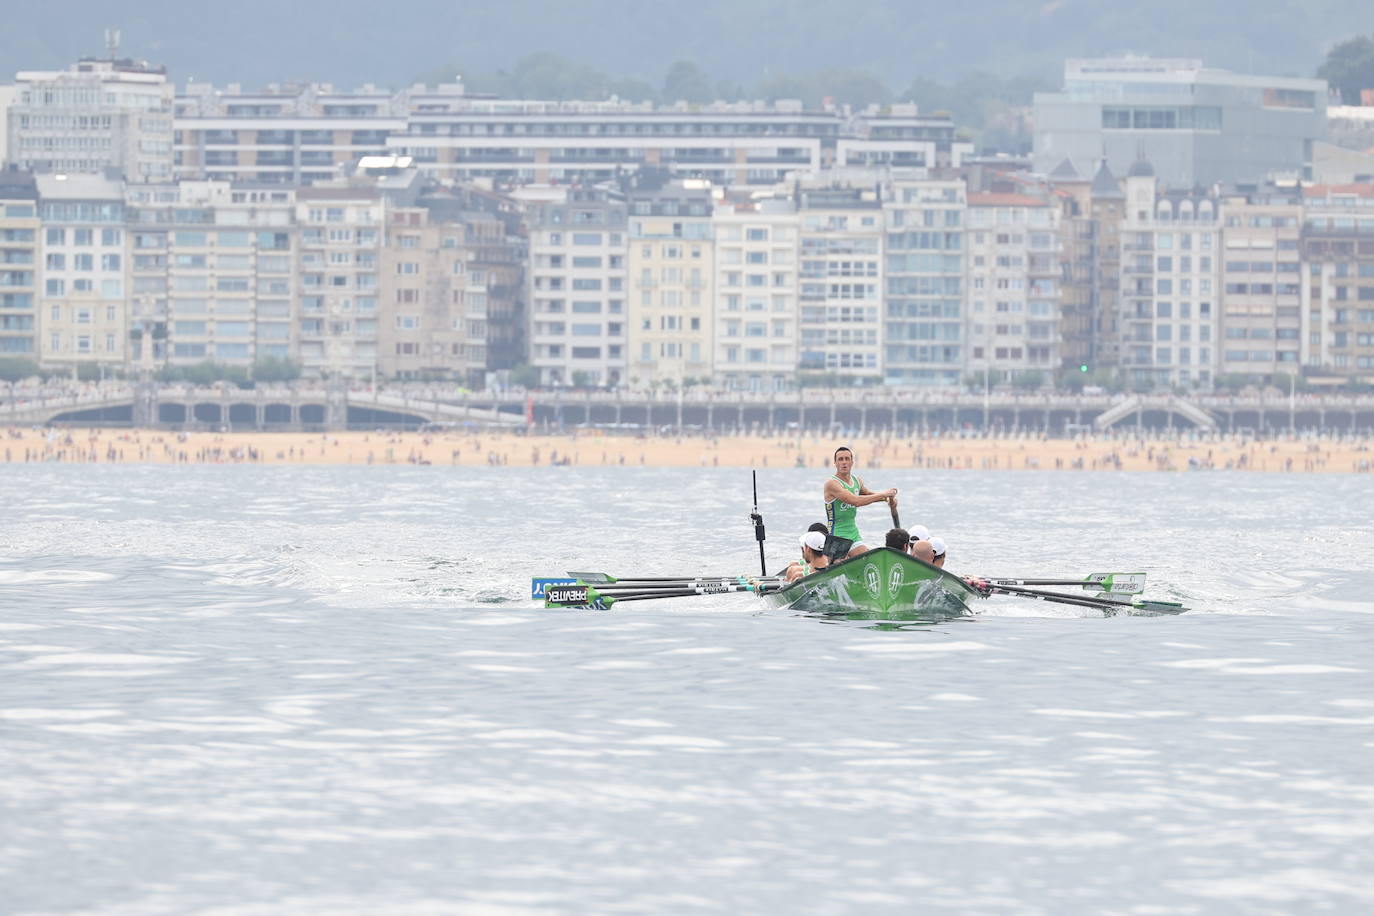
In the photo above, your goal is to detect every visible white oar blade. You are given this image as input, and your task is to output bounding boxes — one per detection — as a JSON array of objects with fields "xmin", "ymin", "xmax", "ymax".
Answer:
[{"xmin": 1084, "ymin": 573, "xmax": 1147, "ymax": 595}]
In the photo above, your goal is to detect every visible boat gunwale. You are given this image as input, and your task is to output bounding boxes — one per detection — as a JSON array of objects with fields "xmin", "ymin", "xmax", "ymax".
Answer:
[{"xmin": 767, "ymin": 546, "xmax": 980, "ymax": 603}]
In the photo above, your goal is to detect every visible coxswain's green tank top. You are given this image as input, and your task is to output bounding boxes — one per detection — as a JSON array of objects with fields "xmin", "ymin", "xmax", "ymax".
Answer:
[{"xmin": 826, "ymin": 474, "xmax": 863, "ymax": 542}]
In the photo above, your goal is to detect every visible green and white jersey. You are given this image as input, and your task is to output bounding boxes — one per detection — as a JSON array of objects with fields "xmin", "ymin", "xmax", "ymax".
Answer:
[{"xmin": 826, "ymin": 474, "xmax": 863, "ymax": 543}]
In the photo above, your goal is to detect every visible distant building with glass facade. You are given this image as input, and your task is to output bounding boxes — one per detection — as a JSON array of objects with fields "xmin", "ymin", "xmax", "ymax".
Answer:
[{"xmin": 1034, "ymin": 58, "xmax": 1328, "ymax": 189}]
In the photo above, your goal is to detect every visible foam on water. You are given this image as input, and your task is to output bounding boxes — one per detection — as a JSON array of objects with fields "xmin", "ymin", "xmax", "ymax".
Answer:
[{"xmin": 2, "ymin": 465, "xmax": 1374, "ymax": 913}]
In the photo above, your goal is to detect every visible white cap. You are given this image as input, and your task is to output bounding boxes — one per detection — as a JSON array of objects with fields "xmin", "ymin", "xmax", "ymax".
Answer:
[
  {"xmin": 800, "ymin": 531, "xmax": 827, "ymax": 551},
  {"xmin": 908, "ymin": 524, "xmax": 931, "ymax": 542},
  {"xmin": 928, "ymin": 536, "xmax": 947, "ymax": 557}
]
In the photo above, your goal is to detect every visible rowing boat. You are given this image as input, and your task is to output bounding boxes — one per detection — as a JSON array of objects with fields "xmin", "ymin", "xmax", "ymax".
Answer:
[
  {"xmin": 760, "ymin": 546, "xmax": 983, "ymax": 620},
  {"xmin": 537, "ymin": 473, "xmax": 1186, "ymax": 617}
]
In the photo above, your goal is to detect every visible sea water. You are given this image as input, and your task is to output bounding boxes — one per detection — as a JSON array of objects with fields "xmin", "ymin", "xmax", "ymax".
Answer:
[{"xmin": 2, "ymin": 465, "xmax": 1373, "ymax": 914}]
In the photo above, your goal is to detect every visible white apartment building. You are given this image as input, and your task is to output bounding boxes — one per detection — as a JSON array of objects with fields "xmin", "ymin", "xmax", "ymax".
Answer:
[
  {"xmin": 1116, "ymin": 165, "xmax": 1223, "ymax": 388},
  {"xmin": 0, "ymin": 86, "xmax": 16, "ymax": 164},
  {"xmin": 712, "ymin": 195, "xmax": 799, "ymax": 391},
  {"xmin": 838, "ymin": 104, "xmax": 974, "ymax": 171},
  {"xmin": 392, "ymin": 100, "xmax": 831, "ymax": 187},
  {"xmin": 125, "ymin": 180, "xmax": 297, "ymax": 370},
  {"xmin": 965, "ymin": 191, "xmax": 1062, "ymax": 383},
  {"xmin": 0, "ymin": 172, "xmax": 39, "ymax": 360},
  {"xmin": 526, "ymin": 187, "xmax": 629, "ymax": 387},
  {"xmin": 10, "ymin": 58, "xmax": 174, "ymax": 182},
  {"xmin": 883, "ymin": 176, "xmax": 966, "ymax": 385},
  {"xmin": 174, "ymin": 82, "xmax": 407, "ymax": 184},
  {"xmin": 36, "ymin": 173, "xmax": 129, "ymax": 371},
  {"xmin": 796, "ymin": 179, "xmax": 884, "ymax": 382},
  {"xmin": 170, "ymin": 82, "xmax": 970, "ymax": 189},
  {"xmin": 295, "ymin": 184, "xmax": 384, "ymax": 377}
]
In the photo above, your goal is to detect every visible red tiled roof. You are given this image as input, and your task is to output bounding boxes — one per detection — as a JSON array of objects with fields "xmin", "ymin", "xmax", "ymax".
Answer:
[{"xmin": 1303, "ymin": 183, "xmax": 1374, "ymax": 198}]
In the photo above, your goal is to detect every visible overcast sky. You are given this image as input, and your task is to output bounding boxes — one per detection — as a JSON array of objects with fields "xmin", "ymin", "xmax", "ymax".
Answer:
[{"xmin": 2, "ymin": 0, "xmax": 1364, "ymax": 90}]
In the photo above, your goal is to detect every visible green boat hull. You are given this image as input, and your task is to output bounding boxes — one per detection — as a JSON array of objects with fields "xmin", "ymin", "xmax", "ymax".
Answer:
[{"xmin": 761, "ymin": 547, "xmax": 982, "ymax": 620}]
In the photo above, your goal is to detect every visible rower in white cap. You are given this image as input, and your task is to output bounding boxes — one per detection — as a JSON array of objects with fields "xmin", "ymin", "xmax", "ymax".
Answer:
[
  {"xmin": 928, "ymin": 536, "xmax": 948, "ymax": 569},
  {"xmin": 786, "ymin": 528, "xmax": 831, "ymax": 582}
]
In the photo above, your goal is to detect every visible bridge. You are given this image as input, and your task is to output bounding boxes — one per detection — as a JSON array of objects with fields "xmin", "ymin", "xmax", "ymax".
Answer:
[
  {"xmin": 2, "ymin": 384, "xmax": 1373, "ymax": 435},
  {"xmin": 0, "ymin": 384, "xmax": 524, "ymax": 430}
]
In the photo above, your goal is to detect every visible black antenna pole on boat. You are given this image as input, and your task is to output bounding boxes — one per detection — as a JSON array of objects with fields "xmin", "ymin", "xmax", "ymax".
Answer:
[{"xmin": 750, "ymin": 470, "xmax": 767, "ymax": 577}]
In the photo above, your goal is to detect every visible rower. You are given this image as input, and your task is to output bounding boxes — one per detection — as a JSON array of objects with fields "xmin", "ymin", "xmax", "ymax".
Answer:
[
  {"xmin": 906, "ymin": 524, "xmax": 931, "ymax": 557},
  {"xmin": 884, "ymin": 527, "xmax": 910, "ymax": 550},
  {"xmin": 824, "ymin": 446, "xmax": 898, "ymax": 558},
  {"xmin": 929, "ymin": 536, "xmax": 948, "ymax": 569},
  {"xmin": 785, "ymin": 530, "xmax": 830, "ymax": 582},
  {"xmin": 909, "ymin": 539, "xmax": 936, "ymax": 565}
]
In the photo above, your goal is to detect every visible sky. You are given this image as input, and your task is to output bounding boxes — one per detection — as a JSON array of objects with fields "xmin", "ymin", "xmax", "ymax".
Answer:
[{"xmin": 0, "ymin": 0, "xmax": 1366, "ymax": 91}]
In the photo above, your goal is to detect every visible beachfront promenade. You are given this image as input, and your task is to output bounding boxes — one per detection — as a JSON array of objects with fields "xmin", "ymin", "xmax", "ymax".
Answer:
[{"xmin": 3, "ymin": 382, "xmax": 1374, "ymax": 435}]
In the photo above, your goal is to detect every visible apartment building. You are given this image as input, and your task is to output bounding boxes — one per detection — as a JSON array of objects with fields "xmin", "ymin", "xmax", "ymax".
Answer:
[
  {"xmin": 965, "ymin": 191, "xmax": 1061, "ymax": 382},
  {"xmin": 1037, "ymin": 160, "xmax": 1098, "ymax": 374},
  {"xmin": 884, "ymin": 176, "xmax": 966, "ymax": 385},
  {"xmin": 1084, "ymin": 163, "xmax": 1127, "ymax": 372},
  {"xmin": 9, "ymin": 58, "xmax": 174, "ymax": 182},
  {"xmin": 526, "ymin": 187, "xmax": 629, "ymax": 386},
  {"xmin": 1217, "ymin": 191, "xmax": 1304, "ymax": 384},
  {"xmin": 627, "ymin": 179, "xmax": 714, "ymax": 385},
  {"xmin": 712, "ymin": 193, "xmax": 799, "ymax": 391},
  {"xmin": 838, "ymin": 104, "xmax": 973, "ymax": 171},
  {"xmin": 796, "ymin": 178, "xmax": 884, "ymax": 383},
  {"xmin": 1115, "ymin": 165, "xmax": 1223, "ymax": 388},
  {"xmin": 36, "ymin": 173, "xmax": 129, "ymax": 371},
  {"xmin": 0, "ymin": 171, "xmax": 39, "ymax": 360},
  {"xmin": 294, "ymin": 183, "xmax": 386, "ymax": 377},
  {"xmin": 1300, "ymin": 184, "xmax": 1374, "ymax": 378},
  {"xmin": 393, "ymin": 100, "xmax": 833, "ymax": 187},
  {"xmin": 174, "ymin": 82, "xmax": 407, "ymax": 184},
  {"xmin": 418, "ymin": 185, "xmax": 526, "ymax": 373},
  {"xmin": 378, "ymin": 203, "xmax": 486, "ymax": 382},
  {"xmin": 123, "ymin": 180, "xmax": 297, "ymax": 370},
  {"xmin": 171, "ymin": 81, "xmax": 970, "ymax": 189}
]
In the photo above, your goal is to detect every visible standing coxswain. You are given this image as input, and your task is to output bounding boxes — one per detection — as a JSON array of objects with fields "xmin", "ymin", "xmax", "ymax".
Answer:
[{"xmin": 824, "ymin": 446, "xmax": 897, "ymax": 557}]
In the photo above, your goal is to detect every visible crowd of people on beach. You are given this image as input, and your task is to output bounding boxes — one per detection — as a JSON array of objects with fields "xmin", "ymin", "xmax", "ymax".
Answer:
[{"xmin": 2, "ymin": 423, "xmax": 1371, "ymax": 472}]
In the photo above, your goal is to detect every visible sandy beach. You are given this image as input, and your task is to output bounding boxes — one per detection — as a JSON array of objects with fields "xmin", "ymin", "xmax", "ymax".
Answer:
[{"xmin": 4, "ymin": 425, "xmax": 1373, "ymax": 473}]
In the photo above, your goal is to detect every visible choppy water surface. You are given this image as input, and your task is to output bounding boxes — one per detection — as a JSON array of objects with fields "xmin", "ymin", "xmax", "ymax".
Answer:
[{"xmin": 3, "ymin": 465, "xmax": 1374, "ymax": 914}]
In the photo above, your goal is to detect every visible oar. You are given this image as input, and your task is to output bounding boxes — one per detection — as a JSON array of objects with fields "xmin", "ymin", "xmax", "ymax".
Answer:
[
  {"xmin": 590, "ymin": 577, "xmax": 785, "ymax": 594},
  {"xmin": 566, "ymin": 572, "xmax": 697, "ymax": 584},
  {"xmin": 984, "ymin": 573, "xmax": 1146, "ymax": 595},
  {"xmin": 987, "ymin": 583, "xmax": 1187, "ymax": 615},
  {"xmin": 888, "ymin": 494, "xmax": 900, "ymax": 529},
  {"xmin": 562, "ymin": 573, "xmax": 780, "ymax": 587},
  {"xmin": 545, "ymin": 581, "xmax": 779, "ymax": 609}
]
